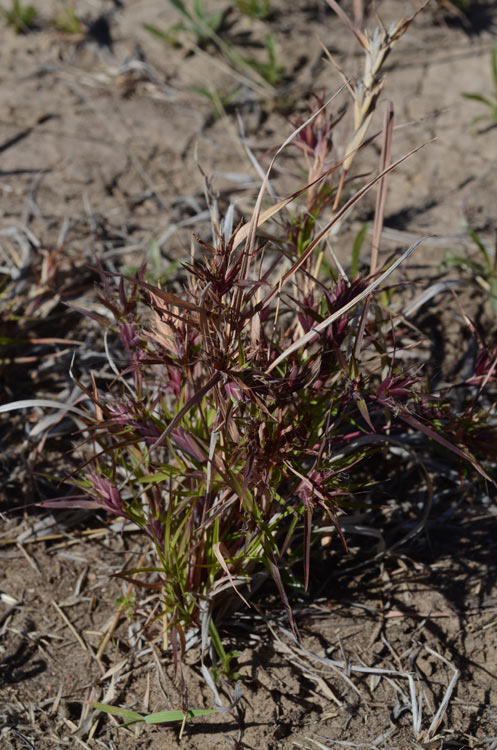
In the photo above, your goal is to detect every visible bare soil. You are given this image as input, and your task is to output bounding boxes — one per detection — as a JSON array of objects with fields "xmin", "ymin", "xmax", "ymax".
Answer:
[{"xmin": 1, "ymin": 1, "xmax": 497, "ymax": 748}]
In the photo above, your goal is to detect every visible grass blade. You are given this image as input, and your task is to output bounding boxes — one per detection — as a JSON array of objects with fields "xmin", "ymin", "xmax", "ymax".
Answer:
[
  {"xmin": 144, "ymin": 708, "xmax": 216, "ymax": 724},
  {"xmin": 0, "ymin": 398, "xmax": 89, "ymax": 418},
  {"xmin": 266, "ymin": 238, "xmax": 426, "ymax": 373}
]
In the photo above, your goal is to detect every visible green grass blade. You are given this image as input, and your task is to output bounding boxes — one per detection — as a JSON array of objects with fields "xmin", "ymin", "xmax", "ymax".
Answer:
[
  {"xmin": 93, "ymin": 701, "xmax": 215, "ymax": 726},
  {"xmin": 467, "ymin": 226, "xmax": 491, "ymax": 268},
  {"xmin": 92, "ymin": 703, "xmax": 144, "ymax": 723},
  {"xmin": 462, "ymin": 92, "xmax": 493, "ymax": 106},
  {"xmin": 142, "ymin": 23, "xmax": 178, "ymax": 45},
  {"xmin": 351, "ymin": 223, "xmax": 368, "ymax": 277},
  {"xmin": 492, "ymin": 43, "xmax": 497, "ymax": 90},
  {"xmin": 169, "ymin": 0, "xmax": 193, "ymax": 22},
  {"xmin": 144, "ymin": 708, "xmax": 216, "ymax": 724}
]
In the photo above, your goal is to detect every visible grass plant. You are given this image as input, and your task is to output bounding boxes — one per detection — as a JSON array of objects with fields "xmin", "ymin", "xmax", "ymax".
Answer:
[
  {"xmin": 144, "ymin": 0, "xmax": 281, "ymax": 102},
  {"xmin": 1, "ymin": 3, "xmax": 496, "ymax": 747},
  {"xmin": 243, "ymin": 33, "xmax": 284, "ymax": 86},
  {"xmin": 51, "ymin": 4, "xmax": 82, "ymax": 34},
  {"xmin": 1, "ymin": 0, "xmax": 36, "ymax": 33},
  {"xmin": 190, "ymin": 84, "xmax": 242, "ymax": 121},
  {"xmin": 24, "ymin": 0, "xmax": 495, "ymax": 669},
  {"xmin": 234, "ymin": 0, "xmax": 271, "ymax": 20},
  {"xmin": 442, "ymin": 225, "xmax": 497, "ymax": 311},
  {"xmin": 144, "ymin": 0, "xmax": 224, "ymax": 48},
  {"xmin": 463, "ymin": 42, "xmax": 497, "ymax": 126}
]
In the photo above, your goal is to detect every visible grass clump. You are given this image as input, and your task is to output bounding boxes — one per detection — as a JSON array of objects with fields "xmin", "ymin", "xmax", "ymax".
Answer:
[
  {"xmin": 1, "ymin": 0, "xmax": 36, "ymax": 33},
  {"xmin": 144, "ymin": 0, "xmax": 224, "ymax": 48},
  {"xmin": 51, "ymin": 5, "xmax": 82, "ymax": 34},
  {"xmin": 70, "ymin": 217, "xmax": 493, "ymax": 650},
  {"xmin": 45, "ymin": 0, "xmax": 495, "ymax": 659},
  {"xmin": 442, "ymin": 226, "xmax": 497, "ymax": 311},
  {"xmin": 70, "ymin": 209, "xmax": 493, "ymax": 648},
  {"xmin": 243, "ymin": 33, "xmax": 284, "ymax": 86},
  {"xmin": 144, "ymin": 0, "xmax": 284, "ymax": 103}
]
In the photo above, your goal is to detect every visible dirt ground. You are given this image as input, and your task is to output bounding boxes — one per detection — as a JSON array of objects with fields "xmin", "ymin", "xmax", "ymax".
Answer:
[{"xmin": 1, "ymin": 1, "xmax": 497, "ymax": 748}]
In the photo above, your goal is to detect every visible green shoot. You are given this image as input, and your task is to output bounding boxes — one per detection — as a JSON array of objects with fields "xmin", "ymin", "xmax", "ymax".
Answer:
[
  {"xmin": 244, "ymin": 33, "xmax": 284, "ymax": 86},
  {"xmin": 234, "ymin": 0, "xmax": 271, "ymax": 20},
  {"xmin": 462, "ymin": 43, "xmax": 497, "ymax": 126},
  {"xmin": 1, "ymin": 0, "xmax": 37, "ymax": 33},
  {"xmin": 209, "ymin": 621, "xmax": 241, "ymax": 680},
  {"xmin": 145, "ymin": 0, "xmax": 224, "ymax": 47},
  {"xmin": 351, "ymin": 224, "xmax": 369, "ymax": 278},
  {"xmin": 92, "ymin": 702, "xmax": 216, "ymax": 729},
  {"xmin": 143, "ymin": 22, "xmax": 181, "ymax": 47},
  {"xmin": 115, "ymin": 591, "xmax": 136, "ymax": 618},
  {"xmin": 52, "ymin": 5, "xmax": 82, "ymax": 34},
  {"xmin": 442, "ymin": 225, "xmax": 497, "ymax": 311},
  {"xmin": 191, "ymin": 85, "xmax": 242, "ymax": 120}
]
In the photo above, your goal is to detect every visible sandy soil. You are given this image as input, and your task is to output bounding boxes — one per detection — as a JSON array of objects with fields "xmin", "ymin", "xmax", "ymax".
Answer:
[{"xmin": 1, "ymin": 1, "xmax": 497, "ymax": 748}]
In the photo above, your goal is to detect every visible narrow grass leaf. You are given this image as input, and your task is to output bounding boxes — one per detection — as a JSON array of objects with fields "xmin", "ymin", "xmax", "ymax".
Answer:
[
  {"xmin": 266, "ymin": 238, "xmax": 425, "ymax": 373},
  {"xmin": 351, "ymin": 223, "xmax": 368, "ymax": 278},
  {"xmin": 144, "ymin": 708, "xmax": 216, "ymax": 724},
  {"xmin": 462, "ymin": 92, "xmax": 493, "ymax": 106},
  {"xmin": 399, "ymin": 411, "xmax": 494, "ymax": 484},
  {"xmin": 92, "ymin": 703, "xmax": 143, "ymax": 722}
]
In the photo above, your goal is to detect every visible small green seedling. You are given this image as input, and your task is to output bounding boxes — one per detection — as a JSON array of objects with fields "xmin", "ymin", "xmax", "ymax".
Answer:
[
  {"xmin": 191, "ymin": 85, "xmax": 242, "ymax": 120},
  {"xmin": 350, "ymin": 223, "xmax": 369, "ymax": 278},
  {"xmin": 92, "ymin": 702, "xmax": 216, "ymax": 730},
  {"xmin": 52, "ymin": 5, "xmax": 82, "ymax": 34},
  {"xmin": 244, "ymin": 33, "xmax": 284, "ymax": 86},
  {"xmin": 144, "ymin": 0, "xmax": 223, "ymax": 47},
  {"xmin": 209, "ymin": 621, "xmax": 241, "ymax": 681},
  {"xmin": 144, "ymin": 2, "xmax": 278, "ymax": 94},
  {"xmin": 462, "ymin": 43, "xmax": 497, "ymax": 126},
  {"xmin": 442, "ymin": 225, "xmax": 497, "ymax": 311},
  {"xmin": 1, "ymin": 0, "xmax": 37, "ymax": 33},
  {"xmin": 115, "ymin": 591, "xmax": 136, "ymax": 618},
  {"xmin": 234, "ymin": 0, "xmax": 271, "ymax": 20}
]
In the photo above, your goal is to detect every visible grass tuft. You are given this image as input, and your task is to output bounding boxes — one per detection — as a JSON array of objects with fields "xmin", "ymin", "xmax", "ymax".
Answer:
[{"xmin": 28, "ymin": 0, "xmax": 496, "ymax": 665}]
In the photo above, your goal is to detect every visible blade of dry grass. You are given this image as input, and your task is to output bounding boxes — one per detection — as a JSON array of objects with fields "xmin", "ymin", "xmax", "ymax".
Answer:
[{"xmin": 0, "ymin": 398, "xmax": 89, "ymax": 418}]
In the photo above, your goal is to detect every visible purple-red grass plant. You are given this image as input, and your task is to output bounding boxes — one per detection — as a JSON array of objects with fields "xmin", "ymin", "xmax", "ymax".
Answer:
[
  {"xmin": 52, "ymin": 1, "xmax": 497, "ymax": 658},
  {"xmin": 66, "ymin": 187, "xmax": 495, "ymax": 655}
]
